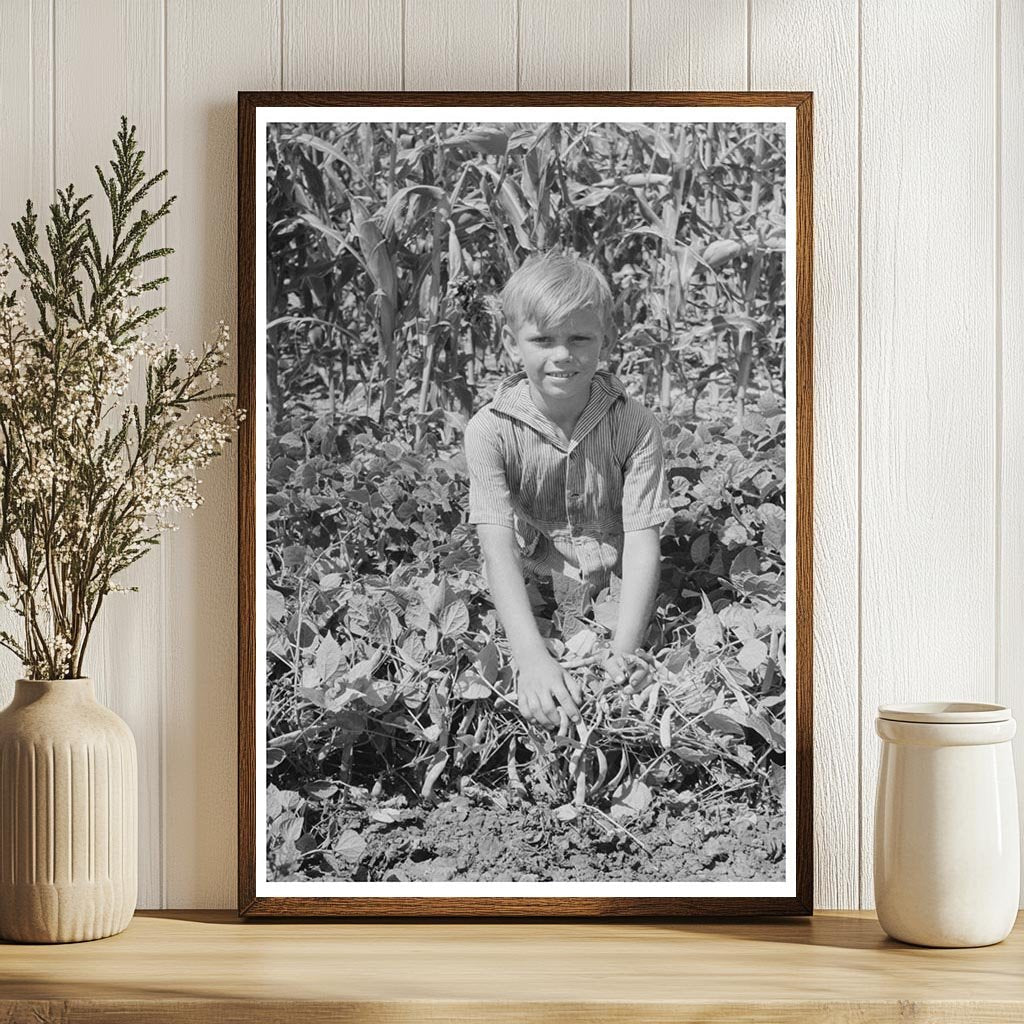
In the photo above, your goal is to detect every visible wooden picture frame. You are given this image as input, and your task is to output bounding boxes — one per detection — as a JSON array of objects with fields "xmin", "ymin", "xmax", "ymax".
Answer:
[{"xmin": 238, "ymin": 91, "xmax": 813, "ymax": 917}]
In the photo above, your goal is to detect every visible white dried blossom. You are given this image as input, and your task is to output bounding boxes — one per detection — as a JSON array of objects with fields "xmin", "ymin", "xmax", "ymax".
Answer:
[
  {"xmin": 0, "ymin": 241, "xmax": 243, "ymax": 679},
  {"xmin": 0, "ymin": 121, "xmax": 234, "ymax": 677}
]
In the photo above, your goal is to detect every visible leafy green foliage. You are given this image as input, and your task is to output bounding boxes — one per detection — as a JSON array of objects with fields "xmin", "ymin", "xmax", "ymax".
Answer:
[
  {"xmin": 267, "ymin": 120, "xmax": 785, "ymax": 426},
  {"xmin": 265, "ymin": 398, "xmax": 786, "ymax": 846},
  {"xmin": 265, "ymin": 120, "xmax": 787, "ymax": 868}
]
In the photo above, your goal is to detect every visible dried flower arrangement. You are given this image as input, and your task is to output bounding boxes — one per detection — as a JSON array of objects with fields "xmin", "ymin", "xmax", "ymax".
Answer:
[{"xmin": 0, "ymin": 117, "xmax": 243, "ymax": 679}]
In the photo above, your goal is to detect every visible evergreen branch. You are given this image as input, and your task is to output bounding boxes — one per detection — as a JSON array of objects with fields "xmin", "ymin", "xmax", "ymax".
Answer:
[
  {"xmin": 0, "ymin": 116, "xmax": 238, "ymax": 677},
  {"xmin": 0, "ymin": 630, "xmax": 27, "ymax": 663}
]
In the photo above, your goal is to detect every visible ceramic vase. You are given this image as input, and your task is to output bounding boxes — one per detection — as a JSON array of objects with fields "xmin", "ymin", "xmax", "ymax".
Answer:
[
  {"xmin": 0, "ymin": 677, "xmax": 137, "ymax": 943},
  {"xmin": 874, "ymin": 701, "xmax": 1019, "ymax": 948}
]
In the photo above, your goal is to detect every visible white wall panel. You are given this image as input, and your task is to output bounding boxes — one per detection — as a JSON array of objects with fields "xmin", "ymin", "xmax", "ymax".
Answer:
[
  {"xmin": 164, "ymin": 0, "xmax": 280, "ymax": 909},
  {"xmin": 632, "ymin": 0, "xmax": 747, "ymax": 91},
  {"xmin": 54, "ymin": 0, "xmax": 166, "ymax": 909},
  {"xmin": 0, "ymin": 0, "xmax": 51, "ymax": 234},
  {"xmin": 1001, "ymin": 0, "xmax": 1024, "ymax": 899},
  {"xmin": 750, "ymin": 0, "xmax": 860, "ymax": 910},
  {"xmin": 0, "ymin": 0, "xmax": 1016, "ymax": 909},
  {"xmin": 405, "ymin": 0, "xmax": 516, "ymax": 90},
  {"xmin": 283, "ymin": 0, "xmax": 402, "ymax": 91},
  {"xmin": 519, "ymin": 0, "xmax": 629, "ymax": 90},
  {"xmin": 860, "ymin": 0, "xmax": 997, "ymax": 908},
  {"xmin": 0, "ymin": 1, "xmax": 52, "ymax": 701}
]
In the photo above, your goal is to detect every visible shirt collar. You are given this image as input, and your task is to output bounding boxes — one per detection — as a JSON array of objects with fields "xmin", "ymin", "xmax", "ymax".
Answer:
[{"xmin": 490, "ymin": 369, "xmax": 624, "ymax": 451}]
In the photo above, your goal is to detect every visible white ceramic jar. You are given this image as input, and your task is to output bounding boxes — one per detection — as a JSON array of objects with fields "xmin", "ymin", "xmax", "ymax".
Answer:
[{"xmin": 874, "ymin": 702, "xmax": 1019, "ymax": 947}]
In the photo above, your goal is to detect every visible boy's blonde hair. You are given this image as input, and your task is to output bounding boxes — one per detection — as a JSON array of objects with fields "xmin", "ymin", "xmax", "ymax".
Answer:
[{"xmin": 500, "ymin": 251, "xmax": 613, "ymax": 335}]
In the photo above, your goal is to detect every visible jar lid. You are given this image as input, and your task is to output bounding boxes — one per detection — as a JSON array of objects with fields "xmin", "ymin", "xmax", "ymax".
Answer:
[{"xmin": 877, "ymin": 701, "xmax": 1010, "ymax": 724}]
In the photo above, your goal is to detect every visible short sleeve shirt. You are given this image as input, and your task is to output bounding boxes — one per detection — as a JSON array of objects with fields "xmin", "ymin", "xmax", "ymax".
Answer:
[{"xmin": 464, "ymin": 369, "xmax": 673, "ymax": 584}]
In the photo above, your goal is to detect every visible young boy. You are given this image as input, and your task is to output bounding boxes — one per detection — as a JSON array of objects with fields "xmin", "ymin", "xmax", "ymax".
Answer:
[{"xmin": 464, "ymin": 251, "xmax": 673, "ymax": 730}]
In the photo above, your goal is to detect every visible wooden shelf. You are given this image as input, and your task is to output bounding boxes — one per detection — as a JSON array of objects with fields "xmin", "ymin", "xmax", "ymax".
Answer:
[{"xmin": 2, "ymin": 909, "xmax": 1022, "ymax": 1022}]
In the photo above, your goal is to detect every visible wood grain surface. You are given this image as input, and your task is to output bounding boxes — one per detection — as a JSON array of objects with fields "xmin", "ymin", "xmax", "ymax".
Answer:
[{"xmin": 2, "ymin": 910, "xmax": 1024, "ymax": 1023}]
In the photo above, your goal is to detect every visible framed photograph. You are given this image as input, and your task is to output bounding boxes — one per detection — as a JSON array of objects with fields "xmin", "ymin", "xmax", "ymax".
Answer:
[{"xmin": 238, "ymin": 91, "xmax": 812, "ymax": 916}]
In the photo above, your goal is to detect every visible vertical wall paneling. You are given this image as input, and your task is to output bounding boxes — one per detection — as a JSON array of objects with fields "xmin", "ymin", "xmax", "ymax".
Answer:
[
  {"xmin": 164, "ymin": 0, "xmax": 280, "ymax": 908},
  {"xmin": 0, "ymin": 1, "xmax": 53, "ymax": 700},
  {"xmin": 404, "ymin": 0, "xmax": 516, "ymax": 90},
  {"xmin": 1000, "ymin": 0, "xmax": 1024, "ymax": 898},
  {"xmin": 0, "ymin": 1, "xmax": 28, "ymax": 704},
  {"xmin": 0, "ymin": 0, "xmax": 1020, "ymax": 911},
  {"xmin": 749, "ymin": 1, "xmax": 860, "ymax": 910},
  {"xmin": 860, "ymin": 0, "xmax": 997, "ymax": 908},
  {"xmin": 283, "ymin": 0, "xmax": 402, "ymax": 91},
  {"xmin": 54, "ymin": 0, "xmax": 166, "ymax": 909},
  {"xmin": 630, "ymin": 0, "xmax": 746, "ymax": 90},
  {"xmin": 0, "ymin": 0, "xmax": 51, "ymax": 234},
  {"xmin": 519, "ymin": 0, "xmax": 629, "ymax": 91}
]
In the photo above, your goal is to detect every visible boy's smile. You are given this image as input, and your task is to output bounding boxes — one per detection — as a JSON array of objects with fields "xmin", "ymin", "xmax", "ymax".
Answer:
[{"xmin": 502, "ymin": 306, "xmax": 612, "ymax": 418}]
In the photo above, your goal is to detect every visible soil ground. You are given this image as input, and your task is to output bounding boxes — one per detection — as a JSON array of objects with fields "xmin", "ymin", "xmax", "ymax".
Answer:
[{"xmin": 286, "ymin": 785, "xmax": 786, "ymax": 883}]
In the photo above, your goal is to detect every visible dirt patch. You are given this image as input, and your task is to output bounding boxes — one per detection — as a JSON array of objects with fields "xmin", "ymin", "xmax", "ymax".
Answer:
[{"xmin": 283, "ymin": 785, "xmax": 785, "ymax": 883}]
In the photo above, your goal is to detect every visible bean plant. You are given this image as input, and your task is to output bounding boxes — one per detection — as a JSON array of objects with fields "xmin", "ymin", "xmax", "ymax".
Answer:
[{"xmin": 264, "ymin": 120, "xmax": 787, "ymax": 874}]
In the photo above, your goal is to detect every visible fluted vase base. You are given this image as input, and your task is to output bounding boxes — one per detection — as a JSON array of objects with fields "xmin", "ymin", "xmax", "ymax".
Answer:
[
  {"xmin": 0, "ymin": 678, "xmax": 138, "ymax": 944},
  {"xmin": 0, "ymin": 880, "xmax": 135, "ymax": 943}
]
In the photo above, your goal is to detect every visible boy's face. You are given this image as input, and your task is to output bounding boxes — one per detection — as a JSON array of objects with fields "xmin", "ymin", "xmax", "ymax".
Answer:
[{"xmin": 502, "ymin": 306, "xmax": 612, "ymax": 403}]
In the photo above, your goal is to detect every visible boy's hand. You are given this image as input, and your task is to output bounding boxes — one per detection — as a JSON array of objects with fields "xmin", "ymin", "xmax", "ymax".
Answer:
[
  {"xmin": 515, "ymin": 652, "xmax": 583, "ymax": 729},
  {"xmin": 602, "ymin": 648, "xmax": 656, "ymax": 691}
]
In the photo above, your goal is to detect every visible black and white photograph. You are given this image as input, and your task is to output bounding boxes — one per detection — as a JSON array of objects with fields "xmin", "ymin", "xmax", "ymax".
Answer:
[{"xmin": 246, "ymin": 98, "xmax": 808, "ymax": 910}]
